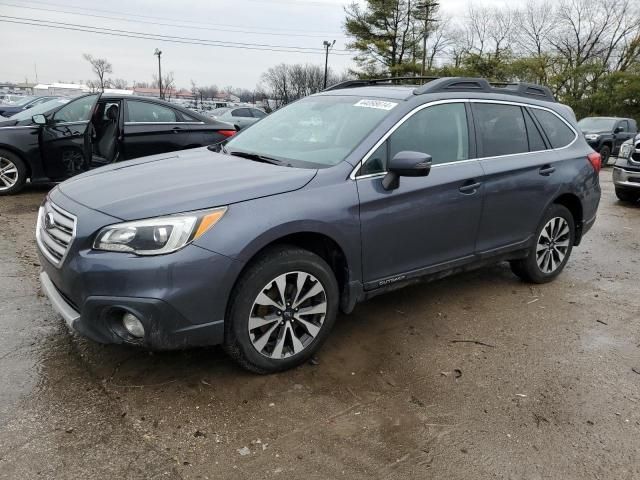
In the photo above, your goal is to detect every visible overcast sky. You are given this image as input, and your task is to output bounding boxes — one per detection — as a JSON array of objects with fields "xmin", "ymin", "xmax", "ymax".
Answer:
[{"xmin": 0, "ymin": 0, "xmax": 517, "ymax": 90}]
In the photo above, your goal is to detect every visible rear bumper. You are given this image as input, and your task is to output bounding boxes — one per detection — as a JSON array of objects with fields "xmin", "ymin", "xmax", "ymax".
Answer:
[{"xmin": 613, "ymin": 167, "xmax": 640, "ymax": 190}]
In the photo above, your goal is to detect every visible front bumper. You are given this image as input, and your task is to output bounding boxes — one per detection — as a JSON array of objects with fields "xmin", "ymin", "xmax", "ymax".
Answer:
[
  {"xmin": 613, "ymin": 167, "xmax": 640, "ymax": 190},
  {"xmin": 38, "ymin": 190, "xmax": 244, "ymax": 350}
]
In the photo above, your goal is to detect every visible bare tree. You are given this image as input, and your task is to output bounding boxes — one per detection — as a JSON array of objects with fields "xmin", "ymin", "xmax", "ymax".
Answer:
[
  {"xmin": 110, "ymin": 78, "xmax": 129, "ymax": 90},
  {"xmin": 261, "ymin": 63, "xmax": 347, "ymax": 106},
  {"xmin": 550, "ymin": 0, "xmax": 640, "ymax": 98},
  {"xmin": 515, "ymin": 0, "xmax": 556, "ymax": 57},
  {"xmin": 423, "ymin": 15, "xmax": 453, "ymax": 71},
  {"xmin": 82, "ymin": 54, "xmax": 112, "ymax": 91}
]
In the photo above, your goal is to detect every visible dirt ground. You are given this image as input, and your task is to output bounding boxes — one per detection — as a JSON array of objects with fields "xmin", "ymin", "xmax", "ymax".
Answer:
[{"xmin": 0, "ymin": 171, "xmax": 638, "ymax": 480}]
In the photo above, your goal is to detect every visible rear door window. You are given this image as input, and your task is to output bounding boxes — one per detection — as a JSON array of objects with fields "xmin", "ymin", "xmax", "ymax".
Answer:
[
  {"xmin": 531, "ymin": 109, "xmax": 576, "ymax": 149},
  {"xmin": 127, "ymin": 101, "xmax": 177, "ymax": 123},
  {"xmin": 232, "ymin": 108, "xmax": 253, "ymax": 118},
  {"xmin": 472, "ymin": 103, "xmax": 528, "ymax": 157}
]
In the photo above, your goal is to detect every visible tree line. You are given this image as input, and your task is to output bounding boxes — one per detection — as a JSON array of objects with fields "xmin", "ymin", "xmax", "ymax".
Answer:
[{"xmin": 344, "ymin": 0, "xmax": 640, "ymax": 118}]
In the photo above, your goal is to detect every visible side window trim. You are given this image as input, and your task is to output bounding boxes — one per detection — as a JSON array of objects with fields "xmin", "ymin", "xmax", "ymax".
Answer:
[
  {"xmin": 352, "ymin": 99, "xmax": 470, "ymax": 179},
  {"xmin": 351, "ymin": 98, "xmax": 579, "ymax": 180},
  {"xmin": 470, "ymin": 100, "xmax": 577, "ymax": 158}
]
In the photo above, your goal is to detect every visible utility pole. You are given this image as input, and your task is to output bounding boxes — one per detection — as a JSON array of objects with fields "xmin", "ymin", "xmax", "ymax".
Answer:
[
  {"xmin": 323, "ymin": 40, "xmax": 335, "ymax": 89},
  {"xmin": 420, "ymin": 1, "xmax": 439, "ymax": 76},
  {"xmin": 154, "ymin": 48, "xmax": 163, "ymax": 99}
]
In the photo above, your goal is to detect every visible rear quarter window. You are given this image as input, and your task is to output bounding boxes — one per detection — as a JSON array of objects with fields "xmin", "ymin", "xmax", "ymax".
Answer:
[{"xmin": 531, "ymin": 109, "xmax": 576, "ymax": 149}]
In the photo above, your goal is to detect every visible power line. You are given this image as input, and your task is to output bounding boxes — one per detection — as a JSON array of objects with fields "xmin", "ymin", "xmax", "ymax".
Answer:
[
  {"xmin": 4, "ymin": 0, "xmax": 346, "ymax": 36},
  {"xmin": 0, "ymin": 16, "xmax": 356, "ymax": 56},
  {"xmin": 0, "ymin": 1, "xmax": 349, "ymax": 39}
]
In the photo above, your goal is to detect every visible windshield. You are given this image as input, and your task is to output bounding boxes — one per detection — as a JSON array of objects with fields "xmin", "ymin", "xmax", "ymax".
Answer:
[
  {"xmin": 11, "ymin": 98, "xmax": 70, "ymax": 121},
  {"xmin": 12, "ymin": 96, "xmax": 36, "ymax": 106},
  {"xmin": 578, "ymin": 117, "xmax": 617, "ymax": 131},
  {"xmin": 225, "ymin": 95, "xmax": 397, "ymax": 168}
]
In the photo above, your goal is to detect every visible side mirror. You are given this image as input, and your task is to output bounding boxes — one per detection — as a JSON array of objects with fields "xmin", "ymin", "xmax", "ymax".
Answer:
[
  {"xmin": 382, "ymin": 151, "xmax": 432, "ymax": 190},
  {"xmin": 614, "ymin": 126, "xmax": 624, "ymax": 134},
  {"xmin": 32, "ymin": 114, "xmax": 47, "ymax": 125}
]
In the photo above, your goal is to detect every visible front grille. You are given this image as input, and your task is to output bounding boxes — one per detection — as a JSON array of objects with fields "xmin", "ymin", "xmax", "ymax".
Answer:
[{"xmin": 36, "ymin": 201, "xmax": 77, "ymax": 267}]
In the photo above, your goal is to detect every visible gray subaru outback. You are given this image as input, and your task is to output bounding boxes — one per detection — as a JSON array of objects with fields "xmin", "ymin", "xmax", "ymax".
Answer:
[{"xmin": 37, "ymin": 77, "xmax": 601, "ymax": 373}]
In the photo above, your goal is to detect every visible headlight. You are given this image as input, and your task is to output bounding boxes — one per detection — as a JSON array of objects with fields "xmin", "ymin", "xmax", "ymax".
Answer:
[
  {"xmin": 584, "ymin": 134, "xmax": 600, "ymax": 141},
  {"xmin": 93, "ymin": 207, "xmax": 227, "ymax": 255},
  {"xmin": 619, "ymin": 143, "xmax": 632, "ymax": 159}
]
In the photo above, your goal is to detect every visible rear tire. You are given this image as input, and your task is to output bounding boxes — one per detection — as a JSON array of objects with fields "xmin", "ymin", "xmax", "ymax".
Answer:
[
  {"xmin": 224, "ymin": 245, "xmax": 339, "ymax": 374},
  {"xmin": 599, "ymin": 145, "xmax": 611, "ymax": 167},
  {"xmin": 0, "ymin": 149, "xmax": 27, "ymax": 196},
  {"xmin": 615, "ymin": 188, "xmax": 640, "ymax": 203},
  {"xmin": 510, "ymin": 204, "xmax": 575, "ymax": 284}
]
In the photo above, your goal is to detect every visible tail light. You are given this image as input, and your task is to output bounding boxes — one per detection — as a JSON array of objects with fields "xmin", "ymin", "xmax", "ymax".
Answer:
[
  {"xmin": 587, "ymin": 152, "xmax": 601, "ymax": 173},
  {"xmin": 218, "ymin": 129, "xmax": 236, "ymax": 138}
]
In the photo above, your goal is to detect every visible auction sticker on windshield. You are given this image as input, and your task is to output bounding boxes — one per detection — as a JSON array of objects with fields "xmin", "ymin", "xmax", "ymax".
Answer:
[{"xmin": 353, "ymin": 99, "xmax": 398, "ymax": 111}]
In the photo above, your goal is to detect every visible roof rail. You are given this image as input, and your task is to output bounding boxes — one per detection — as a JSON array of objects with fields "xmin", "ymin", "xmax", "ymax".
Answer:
[
  {"xmin": 413, "ymin": 77, "xmax": 556, "ymax": 102},
  {"xmin": 324, "ymin": 76, "xmax": 439, "ymax": 92}
]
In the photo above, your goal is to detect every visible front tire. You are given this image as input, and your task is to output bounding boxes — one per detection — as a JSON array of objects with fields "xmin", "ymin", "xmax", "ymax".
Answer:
[
  {"xmin": 224, "ymin": 246, "xmax": 339, "ymax": 373},
  {"xmin": 0, "ymin": 149, "xmax": 27, "ymax": 195},
  {"xmin": 510, "ymin": 204, "xmax": 575, "ymax": 284},
  {"xmin": 599, "ymin": 145, "xmax": 611, "ymax": 167},
  {"xmin": 615, "ymin": 188, "xmax": 640, "ymax": 203}
]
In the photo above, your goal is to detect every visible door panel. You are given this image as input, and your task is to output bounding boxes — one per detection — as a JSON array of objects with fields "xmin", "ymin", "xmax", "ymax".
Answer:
[
  {"xmin": 475, "ymin": 154, "xmax": 560, "ymax": 252},
  {"xmin": 358, "ymin": 161, "xmax": 485, "ymax": 284},
  {"xmin": 358, "ymin": 101, "xmax": 482, "ymax": 284},
  {"xmin": 122, "ymin": 100, "xmax": 193, "ymax": 159},
  {"xmin": 472, "ymin": 103, "xmax": 564, "ymax": 252},
  {"xmin": 614, "ymin": 120, "xmax": 634, "ymax": 152},
  {"xmin": 40, "ymin": 94, "xmax": 100, "ymax": 179}
]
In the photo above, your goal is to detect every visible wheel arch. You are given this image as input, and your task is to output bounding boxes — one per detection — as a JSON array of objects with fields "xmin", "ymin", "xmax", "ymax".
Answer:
[
  {"xmin": 229, "ymin": 229, "xmax": 359, "ymax": 316},
  {"xmin": 553, "ymin": 192, "xmax": 584, "ymax": 245}
]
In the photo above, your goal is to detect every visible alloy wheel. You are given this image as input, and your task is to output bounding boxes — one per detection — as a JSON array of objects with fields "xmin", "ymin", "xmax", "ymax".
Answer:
[
  {"xmin": 536, "ymin": 217, "xmax": 570, "ymax": 274},
  {"xmin": 248, "ymin": 271, "xmax": 327, "ymax": 359},
  {"xmin": 0, "ymin": 157, "xmax": 19, "ymax": 191}
]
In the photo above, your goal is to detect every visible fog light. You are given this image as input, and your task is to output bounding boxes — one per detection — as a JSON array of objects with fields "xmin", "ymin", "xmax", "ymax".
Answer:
[{"xmin": 122, "ymin": 312, "xmax": 145, "ymax": 338}]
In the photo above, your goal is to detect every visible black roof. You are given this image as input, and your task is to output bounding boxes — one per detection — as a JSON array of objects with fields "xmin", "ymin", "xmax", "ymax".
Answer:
[{"xmin": 324, "ymin": 76, "xmax": 557, "ymax": 103}]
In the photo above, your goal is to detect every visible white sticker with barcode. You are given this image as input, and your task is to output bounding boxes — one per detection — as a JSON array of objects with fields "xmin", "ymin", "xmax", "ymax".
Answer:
[{"xmin": 353, "ymin": 99, "xmax": 398, "ymax": 111}]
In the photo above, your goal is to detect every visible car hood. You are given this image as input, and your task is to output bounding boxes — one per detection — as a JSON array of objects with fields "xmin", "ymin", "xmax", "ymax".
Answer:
[
  {"xmin": 58, "ymin": 147, "xmax": 317, "ymax": 220},
  {"xmin": 581, "ymin": 129, "xmax": 609, "ymax": 135}
]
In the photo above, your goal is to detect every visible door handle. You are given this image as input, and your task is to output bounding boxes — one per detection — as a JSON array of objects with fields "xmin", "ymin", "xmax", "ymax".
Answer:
[
  {"xmin": 539, "ymin": 165, "xmax": 555, "ymax": 176},
  {"xmin": 172, "ymin": 127, "xmax": 182, "ymax": 133},
  {"xmin": 459, "ymin": 180, "xmax": 482, "ymax": 194}
]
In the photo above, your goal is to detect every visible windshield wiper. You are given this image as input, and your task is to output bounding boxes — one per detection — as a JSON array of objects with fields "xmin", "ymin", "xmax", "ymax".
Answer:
[{"xmin": 227, "ymin": 150, "xmax": 290, "ymax": 167}]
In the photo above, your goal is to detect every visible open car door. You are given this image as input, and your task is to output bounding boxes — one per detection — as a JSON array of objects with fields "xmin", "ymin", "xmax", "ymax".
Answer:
[{"xmin": 40, "ymin": 93, "xmax": 100, "ymax": 180}]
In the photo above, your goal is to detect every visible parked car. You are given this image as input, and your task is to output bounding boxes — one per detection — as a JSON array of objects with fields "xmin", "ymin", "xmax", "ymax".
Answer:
[
  {"xmin": 578, "ymin": 116, "xmax": 638, "ymax": 166},
  {"xmin": 0, "ymin": 94, "xmax": 236, "ymax": 194},
  {"xmin": 613, "ymin": 134, "xmax": 640, "ymax": 202},
  {"xmin": 209, "ymin": 106, "xmax": 267, "ymax": 130},
  {"xmin": 37, "ymin": 77, "xmax": 601, "ymax": 373},
  {"xmin": 0, "ymin": 93, "xmax": 28, "ymax": 104},
  {"xmin": 0, "ymin": 96, "xmax": 59, "ymax": 117}
]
